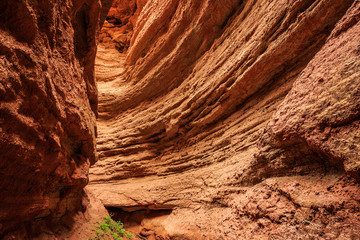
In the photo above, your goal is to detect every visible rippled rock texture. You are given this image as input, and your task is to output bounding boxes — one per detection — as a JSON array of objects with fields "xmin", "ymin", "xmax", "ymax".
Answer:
[
  {"xmin": 0, "ymin": 0, "xmax": 104, "ymax": 238},
  {"xmin": 91, "ymin": 0, "xmax": 360, "ymax": 239}
]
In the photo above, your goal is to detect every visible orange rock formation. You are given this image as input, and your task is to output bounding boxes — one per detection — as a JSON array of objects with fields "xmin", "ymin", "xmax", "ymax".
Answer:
[
  {"xmin": 0, "ymin": 0, "xmax": 359, "ymax": 239},
  {"xmin": 91, "ymin": 0, "xmax": 360, "ymax": 239},
  {"xmin": 99, "ymin": 0, "xmax": 148, "ymax": 52}
]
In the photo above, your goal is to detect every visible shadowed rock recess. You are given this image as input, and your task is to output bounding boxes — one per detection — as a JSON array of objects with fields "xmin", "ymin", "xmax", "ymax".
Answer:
[
  {"xmin": 0, "ymin": 0, "xmax": 359, "ymax": 239},
  {"xmin": 0, "ymin": 0, "xmax": 109, "ymax": 239}
]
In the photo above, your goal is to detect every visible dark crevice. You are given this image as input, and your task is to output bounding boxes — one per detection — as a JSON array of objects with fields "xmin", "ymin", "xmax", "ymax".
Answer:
[
  {"xmin": 100, "ymin": 0, "xmax": 115, "ymax": 28},
  {"xmin": 73, "ymin": 4, "xmax": 90, "ymax": 61},
  {"xmin": 219, "ymin": 0, "xmax": 245, "ymax": 30},
  {"xmin": 106, "ymin": 207, "xmax": 173, "ymax": 239}
]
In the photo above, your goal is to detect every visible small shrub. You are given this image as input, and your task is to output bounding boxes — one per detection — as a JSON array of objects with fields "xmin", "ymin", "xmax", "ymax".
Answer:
[{"xmin": 90, "ymin": 216, "xmax": 134, "ymax": 240}]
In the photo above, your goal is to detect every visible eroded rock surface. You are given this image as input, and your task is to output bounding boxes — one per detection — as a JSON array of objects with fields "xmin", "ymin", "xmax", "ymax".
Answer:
[
  {"xmin": 91, "ymin": 0, "xmax": 360, "ymax": 239},
  {"xmin": 99, "ymin": 0, "xmax": 148, "ymax": 52},
  {"xmin": 0, "ymin": 0, "xmax": 102, "ymax": 237},
  {"xmin": 254, "ymin": 8, "xmax": 360, "ymax": 181}
]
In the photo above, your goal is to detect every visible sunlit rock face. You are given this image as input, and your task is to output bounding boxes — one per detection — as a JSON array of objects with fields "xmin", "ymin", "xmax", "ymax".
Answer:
[
  {"xmin": 0, "ymin": 0, "xmax": 101, "ymax": 237},
  {"xmin": 92, "ymin": 0, "xmax": 360, "ymax": 239}
]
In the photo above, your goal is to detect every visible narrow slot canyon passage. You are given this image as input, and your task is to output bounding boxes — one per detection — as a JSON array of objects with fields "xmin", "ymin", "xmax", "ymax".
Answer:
[
  {"xmin": 90, "ymin": 3, "xmax": 180, "ymax": 237},
  {"xmin": 87, "ymin": 1, "xmax": 360, "ymax": 239},
  {"xmin": 1, "ymin": 0, "xmax": 360, "ymax": 239},
  {"xmin": 91, "ymin": 16, "xmax": 169, "ymax": 237}
]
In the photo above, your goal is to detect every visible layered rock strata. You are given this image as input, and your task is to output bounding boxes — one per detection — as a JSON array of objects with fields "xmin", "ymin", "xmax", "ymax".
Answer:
[
  {"xmin": 91, "ymin": 0, "xmax": 360, "ymax": 239},
  {"xmin": 0, "ymin": 0, "xmax": 103, "ymax": 237}
]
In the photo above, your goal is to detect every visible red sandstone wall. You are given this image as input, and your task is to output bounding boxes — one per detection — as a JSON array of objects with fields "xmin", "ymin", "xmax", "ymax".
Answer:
[
  {"xmin": 0, "ymin": 0, "xmax": 359, "ymax": 238},
  {"xmin": 91, "ymin": 0, "xmax": 360, "ymax": 239},
  {"xmin": 0, "ymin": 0, "xmax": 100, "ymax": 237}
]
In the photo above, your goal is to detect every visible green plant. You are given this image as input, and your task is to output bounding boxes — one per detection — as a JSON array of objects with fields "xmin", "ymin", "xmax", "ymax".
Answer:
[{"xmin": 90, "ymin": 216, "xmax": 134, "ymax": 240}]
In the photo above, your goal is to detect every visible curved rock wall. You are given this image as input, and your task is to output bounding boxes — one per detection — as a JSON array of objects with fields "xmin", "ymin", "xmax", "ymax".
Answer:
[
  {"xmin": 91, "ymin": 0, "xmax": 360, "ymax": 239},
  {"xmin": 0, "ymin": 0, "xmax": 101, "ymax": 237},
  {"xmin": 254, "ymin": 5, "xmax": 360, "ymax": 183}
]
